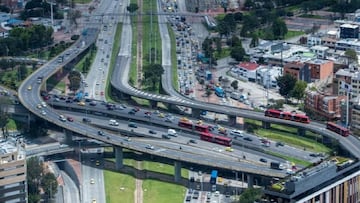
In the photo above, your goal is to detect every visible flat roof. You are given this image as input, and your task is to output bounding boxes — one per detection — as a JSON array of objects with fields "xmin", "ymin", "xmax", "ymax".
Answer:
[{"xmin": 340, "ymin": 23, "xmax": 359, "ymax": 29}]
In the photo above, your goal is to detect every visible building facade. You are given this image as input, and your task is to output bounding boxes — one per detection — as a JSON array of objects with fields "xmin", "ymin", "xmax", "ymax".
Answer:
[
  {"xmin": 340, "ymin": 24, "xmax": 359, "ymax": 39},
  {"xmin": 305, "ymin": 59, "xmax": 334, "ymax": 81},
  {"xmin": 0, "ymin": 143, "xmax": 27, "ymax": 203},
  {"xmin": 305, "ymin": 91, "xmax": 346, "ymax": 120},
  {"xmin": 283, "ymin": 62, "xmax": 311, "ymax": 83}
]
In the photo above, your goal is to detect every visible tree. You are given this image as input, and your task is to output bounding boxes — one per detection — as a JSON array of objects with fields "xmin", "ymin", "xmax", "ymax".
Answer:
[
  {"xmin": 27, "ymin": 157, "xmax": 43, "ymax": 203},
  {"xmin": 272, "ymin": 18, "xmax": 288, "ymax": 39},
  {"xmin": 231, "ymin": 45, "xmax": 246, "ymax": 61},
  {"xmin": 68, "ymin": 70, "xmax": 81, "ymax": 91},
  {"xmin": 143, "ymin": 64, "xmax": 164, "ymax": 91},
  {"xmin": 18, "ymin": 64, "xmax": 28, "ymax": 80},
  {"xmin": 238, "ymin": 188, "xmax": 262, "ymax": 203},
  {"xmin": 41, "ymin": 173, "xmax": 58, "ymax": 200},
  {"xmin": 276, "ymin": 74, "xmax": 297, "ymax": 98},
  {"xmin": 127, "ymin": 3, "xmax": 139, "ymax": 13},
  {"xmin": 231, "ymin": 80, "xmax": 239, "ymax": 90},
  {"xmin": 345, "ymin": 49, "xmax": 358, "ymax": 64},
  {"xmin": 205, "ymin": 88, "xmax": 212, "ymax": 102},
  {"xmin": 68, "ymin": 9, "xmax": 81, "ymax": 27},
  {"xmin": 0, "ymin": 97, "xmax": 10, "ymax": 136},
  {"xmin": 249, "ymin": 33, "xmax": 259, "ymax": 48},
  {"xmin": 27, "ymin": 157, "xmax": 58, "ymax": 203},
  {"xmin": 291, "ymin": 80, "xmax": 307, "ymax": 102}
]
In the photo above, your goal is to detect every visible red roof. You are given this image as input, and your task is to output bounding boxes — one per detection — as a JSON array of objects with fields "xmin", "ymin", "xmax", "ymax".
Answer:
[{"xmin": 237, "ymin": 62, "xmax": 259, "ymax": 71}]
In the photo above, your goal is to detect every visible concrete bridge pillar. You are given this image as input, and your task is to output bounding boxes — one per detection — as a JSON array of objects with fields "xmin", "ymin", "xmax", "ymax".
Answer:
[
  {"xmin": 228, "ymin": 115, "xmax": 237, "ymax": 126},
  {"xmin": 174, "ymin": 161, "xmax": 182, "ymax": 183},
  {"xmin": 150, "ymin": 100, "xmax": 158, "ymax": 109},
  {"xmin": 191, "ymin": 108, "xmax": 202, "ymax": 118},
  {"xmin": 63, "ymin": 129, "xmax": 73, "ymax": 145},
  {"xmin": 247, "ymin": 174, "xmax": 254, "ymax": 188},
  {"xmin": 115, "ymin": 146, "xmax": 124, "ymax": 170},
  {"xmin": 262, "ymin": 121, "xmax": 271, "ymax": 129},
  {"xmin": 297, "ymin": 128, "xmax": 306, "ymax": 136}
]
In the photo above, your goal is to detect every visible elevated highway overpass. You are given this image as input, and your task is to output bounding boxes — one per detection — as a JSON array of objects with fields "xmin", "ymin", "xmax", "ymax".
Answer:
[{"xmin": 17, "ymin": 12, "xmax": 360, "ymax": 186}]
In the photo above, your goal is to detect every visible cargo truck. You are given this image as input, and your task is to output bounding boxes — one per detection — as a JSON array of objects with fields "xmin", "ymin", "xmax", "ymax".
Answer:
[
  {"xmin": 270, "ymin": 162, "xmax": 281, "ymax": 170},
  {"xmin": 167, "ymin": 129, "xmax": 177, "ymax": 137}
]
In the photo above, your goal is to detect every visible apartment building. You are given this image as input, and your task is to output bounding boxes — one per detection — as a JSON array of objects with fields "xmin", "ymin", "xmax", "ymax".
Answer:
[
  {"xmin": 310, "ymin": 45, "xmax": 329, "ymax": 59},
  {"xmin": 231, "ymin": 62, "xmax": 259, "ymax": 82},
  {"xmin": 283, "ymin": 62, "xmax": 311, "ymax": 83},
  {"xmin": 305, "ymin": 59, "xmax": 334, "ymax": 81},
  {"xmin": 265, "ymin": 161, "xmax": 360, "ymax": 203},
  {"xmin": 305, "ymin": 91, "xmax": 346, "ymax": 120},
  {"xmin": 0, "ymin": 141, "xmax": 27, "ymax": 203},
  {"xmin": 340, "ymin": 24, "xmax": 359, "ymax": 39}
]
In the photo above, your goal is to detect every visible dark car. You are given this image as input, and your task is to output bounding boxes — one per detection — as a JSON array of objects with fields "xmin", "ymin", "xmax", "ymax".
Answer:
[
  {"xmin": 67, "ymin": 117, "xmax": 74, "ymax": 122},
  {"xmin": 188, "ymin": 139, "xmax": 197, "ymax": 144},
  {"xmin": 243, "ymin": 137, "xmax": 253, "ymax": 142},
  {"xmin": 98, "ymin": 131, "xmax": 105, "ymax": 136},
  {"xmin": 149, "ymin": 130, "xmax": 157, "ymax": 134},
  {"xmin": 82, "ymin": 118, "xmax": 91, "ymax": 123},
  {"xmin": 128, "ymin": 110, "xmax": 136, "ymax": 115},
  {"xmin": 260, "ymin": 158, "xmax": 268, "ymax": 163}
]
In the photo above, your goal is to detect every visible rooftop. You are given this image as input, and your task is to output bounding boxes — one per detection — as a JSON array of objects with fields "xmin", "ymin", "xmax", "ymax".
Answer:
[
  {"xmin": 237, "ymin": 62, "xmax": 259, "ymax": 71},
  {"xmin": 340, "ymin": 23, "xmax": 359, "ymax": 29}
]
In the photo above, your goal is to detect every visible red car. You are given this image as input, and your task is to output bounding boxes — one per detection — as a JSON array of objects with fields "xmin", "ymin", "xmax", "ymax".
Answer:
[{"xmin": 67, "ymin": 117, "xmax": 74, "ymax": 122}]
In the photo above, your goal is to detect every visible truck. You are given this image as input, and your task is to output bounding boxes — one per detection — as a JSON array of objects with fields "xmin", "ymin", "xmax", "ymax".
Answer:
[
  {"xmin": 270, "ymin": 162, "xmax": 281, "ymax": 170},
  {"xmin": 210, "ymin": 170, "xmax": 218, "ymax": 184},
  {"xmin": 109, "ymin": 119, "xmax": 119, "ymax": 126},
  {"xmin": 167, "ymin": 129, "xmax": 177, "ymax": 137}
]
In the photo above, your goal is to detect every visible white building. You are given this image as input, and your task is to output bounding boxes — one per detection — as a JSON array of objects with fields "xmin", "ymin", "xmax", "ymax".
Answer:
[
  {"xmin": 256, "ymin": 66, "xmax": 282, "ymax": 88},
  {"xmin": 230, "ymin": 62, "xmax": 259, "ymax": 82},
  {"xmin": 310, "ymin": 45, "xmax": 329, "ymax": 59}
]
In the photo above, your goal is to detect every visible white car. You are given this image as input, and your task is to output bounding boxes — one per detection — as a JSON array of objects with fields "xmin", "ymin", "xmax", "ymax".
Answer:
[
  {"xmin": 41, "ymin": 102, "xmax": 47, "ymax": 107},
  {"xmin": 230, "ymin": 129, "xmax": 244, "ymax": 137},
  {"xmin": 41, "ymin": 110, "xmax": 46, "ymax": 115},
  {"xmin": 146, "ymin": 144, "xmax": 154, "ymax": 150}
]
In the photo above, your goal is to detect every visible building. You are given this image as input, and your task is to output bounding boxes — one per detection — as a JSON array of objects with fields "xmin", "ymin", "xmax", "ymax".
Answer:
[
  {"xmin": 340, "ymin": 24, "xmax": 359, "ymax": 39},
  {"xmin": 231, "ymin": 62, "xmax": 259, "ymax": 82},
  {"xmin": 283, "ymin": 62, "xmax": 311, "ymax": 83},
  {"xmin": 0, "ymin": 140, "xmax": 27, "ymax": 203},
  {"xmin": 335, "ymin": 38, "xmax": 360, "ymax": 52},
  {"xmin": 305, "ymin": 91, "xmax": 346, "ymax": 120},
  {"xmin": 256, "ymin": 66, "xmax": 282, "ymax": 88},
  {"xmin": 310, "ymin": 45, "xmax": 329, "ymax": 59},
  {"xmin": 305, "ymin": 59, "xmax": 334, "ymax": 81},
  {"xmin": 351, "ymin": 97, "xmax": 360, "ymax": 134},
  {"xmin": 264, "ymin": 160, "xmax": 360, "ymax": 203},
  {"xmin": 307, "ymin": 34, "xmax": 323, "ymax": 47}
]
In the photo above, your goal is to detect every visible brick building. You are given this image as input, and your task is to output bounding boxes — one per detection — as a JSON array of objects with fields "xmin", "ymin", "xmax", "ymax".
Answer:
[
  {"xmin": 283, "ymin": 62, "xmax": 311, "ymax": 83},
  {"xmin": 305, "ymin": 91, "xmax": 346, "ymax": 120},
  {"xmin": 305, "ymin": 59, "xmax": 334, "ymax": 81}
]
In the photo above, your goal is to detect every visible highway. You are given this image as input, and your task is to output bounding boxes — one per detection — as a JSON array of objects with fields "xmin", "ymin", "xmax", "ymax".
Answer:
[
  {"xmin": 16, "ymin": 0, "xmax": 360, "ymax": 185},
  {"xmin": 53, "ymin": 103, "xmax": 317, "ymax": 162},
  {"xmin": 108, "ymin": 0, "xmax": 360, "ymax": 159}
]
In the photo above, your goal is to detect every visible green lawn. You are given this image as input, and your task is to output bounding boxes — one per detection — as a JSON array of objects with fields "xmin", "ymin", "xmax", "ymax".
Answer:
[
  {"xmin": 167, "ymin": 24, "xmax": 179, "ymax": 91},
  {"xmin": 104, "ymin": 170, "xmax": 135, "ymax": 203},
  {"xmin": 143, "ymin": 180, "xmax": 187, "ymax": 203},
  {"xmin": 142, "ymin": 161, "xmax": 189, "ymax": 178},
  {"xmin": 285, "ymin": 30, "xmax": 305, "ymax": 39},
  {"xmin": 74, "ymin": 47, "xmax": 96, "ymax": 73},
  {"xmin": 47, "ymin": 76, "xmax": 66, "ymax": 93},
  {"xmin": 73, "ymin": 0, "xmax": 92, "ymax": 3},
  {"xmin": 245, "ymin": 119, "xmax": 330, "ymax": 153},
  {"xmin": 6, "ymin": 119, "xmax": 21, "ymax": 131},
  {"xmin": 105, "ymin": 23, "xmax": 122, "ymax": 103}
]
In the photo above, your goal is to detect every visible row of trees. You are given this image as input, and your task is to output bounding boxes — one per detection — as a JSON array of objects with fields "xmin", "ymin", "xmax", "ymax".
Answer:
[
  {"xmin": 27, "ymin": 157, "xmax": 58, "ymax": 203},
  {"xmin": 276, "ymin": 74, "xmax": 308, "ymax": 102},
  {"xmin": 0, "ymin": 24, "xmax": 53, "ymax": 56}
]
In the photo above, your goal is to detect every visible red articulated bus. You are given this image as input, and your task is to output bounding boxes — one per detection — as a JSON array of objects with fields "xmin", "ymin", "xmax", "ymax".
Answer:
[
  {"xmin": 200, "ymin": 132, "xmax": 232, "ymax": 146},
  {"xmin": 326, "ymin": 122, "xmax": 350, "ymax": 137},
  {"xmin": 178, "ymin": 118, "xmax": 209, "ymax": 133},
  {"xmin": 264, "ymin": 109, "xmax": 310, "ymax": 124}
]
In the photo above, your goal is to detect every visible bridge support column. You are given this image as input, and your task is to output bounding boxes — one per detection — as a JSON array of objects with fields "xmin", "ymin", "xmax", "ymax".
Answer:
[
  {"xmin": 150, "ymin": 100, "xmax": 158, "ymax": 109},
  {"xmin": 262, "ymin": 121, "xmax": 271, "ymax": 129},
  {"xmin": 63, "ymin": 129, "xmax": 73, "ymax": 145},
  {"xmin": 174, "ymin": 161, "xmax": 182, "ymax": 183},
  {"xmin": 297, "ymin": 128, "xmax": 306, "ymax": 136},
  {"xmin": 115, "ymin": 146, "xmax": 124, "ymax": 170},
  {"xmin": 191, "ymin": 108, "xmax": 201, "ymax": 118},
  {"xmin": 228, "ymin": 115, "xmax": 237, "ymax": 126},
  {"xmin": 247, "ymin": 174, "xmax": 254, "ymax": 188}
]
